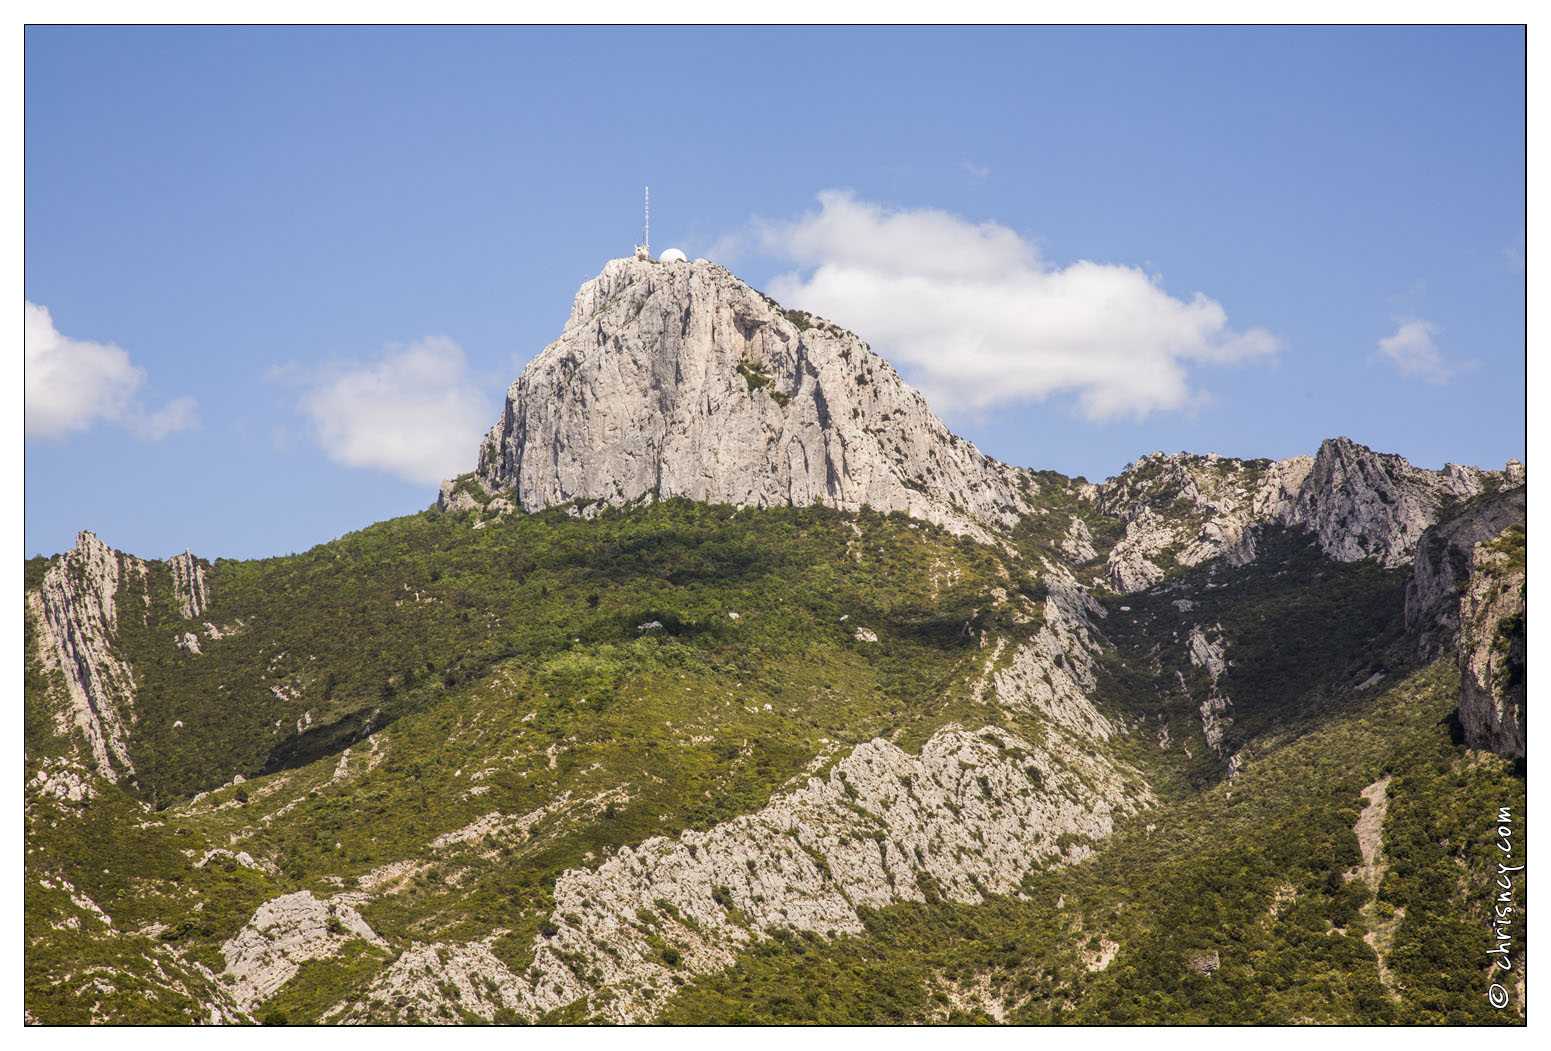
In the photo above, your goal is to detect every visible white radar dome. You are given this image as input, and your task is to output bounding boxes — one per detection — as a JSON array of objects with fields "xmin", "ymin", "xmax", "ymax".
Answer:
[{"xmin": 659, "ymin": 248, "xmax": 688, "ymax": 263}]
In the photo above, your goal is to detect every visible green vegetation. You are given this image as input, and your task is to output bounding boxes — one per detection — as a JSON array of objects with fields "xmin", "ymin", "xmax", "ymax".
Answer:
[
  {"xmin": 736, "ymin": 359, "xmax": 771, "ymax": 392},
  {"xmin": 661, "ymin": 661, "xmax": 1525, "ymax": 1025},
  {"xmin": 734, "ymin": 360, "xmax": 790, "ymax": 406},
  {"xmin": 1097, "ymin": 525, "xmax": 1412, "ymax": 795},
  {"xmin": 26, "ymin": 498, "xmax": 1043, "ymax": 1022},
  {"xmin": 23, "ymin": 480, "xmax": 1526, "ymax": 1025},
  {"xmin": 1482, "ymin": 522, "xmax": 1526, "ymax": 575},
  {"xmin": 104, "ymin": 498, "xmax": 1022, "ymax": 805},
  {"xmin": 654, "ymin": 524, "xmax": 1526, "ymax": 1024}
]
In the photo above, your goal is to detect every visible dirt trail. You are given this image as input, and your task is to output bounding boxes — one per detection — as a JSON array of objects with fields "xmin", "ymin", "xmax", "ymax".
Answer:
[
  {"xmin": 1353, "ymin": 775, "xmax": 1390, "ymax": 888},
  {"xmin": 1353, "ymin": 775, "xmax": 1403, "ymax": 997}
]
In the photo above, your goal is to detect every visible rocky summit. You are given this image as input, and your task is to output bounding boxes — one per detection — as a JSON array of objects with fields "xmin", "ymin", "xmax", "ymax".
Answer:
[
  {"xmin": 440, "ymin": 256, "xmax": 1037, "ymax": 542},
  {"xmin": 25, "ymin": 257, "xmax": 1526, "ymax": 1026}
]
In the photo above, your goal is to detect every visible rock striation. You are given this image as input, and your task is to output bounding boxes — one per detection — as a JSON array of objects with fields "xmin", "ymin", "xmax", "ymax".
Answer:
[
  {"xmin": 1405, "ymin": 487, "xmax": 1526, "ymax": 658},
  {"xmin": 169, "ymin": 549, "xmax": 210, "ymax": 619},
  {"xmin": 1455, "ymin": 525, "xmax": 1526, "ymax": 759},
  {"xmin": 1186, "ymin": 625, "xmax": 1233, "ymax": 754},
  {"xmin": 1096, "ymin": 439, "xmax": 1515, "ymax": 593},
  {"xmin": 344, "ymin": 719, "xmax": 1147, "ymax": 1023},
  {"xmin": 992, "ymin": 571, "xmax": 1116, "ymax": 742},
  {"xmin": 1282, "ymin": 438, "xmax": 1496, "ymax": 568},
  {"xmin": 1058, "ymin": 516, "xmax": 1097, "ymax": 564},
  {"xmin": 1098, "ymin": 452, "xmax": 1301, "ymax": 593},
  {"xmin": 222, "ymin": 890, "xmax": 387, "ymax": 1012},
  {"xmin": 445, "ymin": 257, "xmax": 1039, "ymax": 541},
  {"xmin": 27, "ymin": 531, "xmax": 144, "ymax": 783}
]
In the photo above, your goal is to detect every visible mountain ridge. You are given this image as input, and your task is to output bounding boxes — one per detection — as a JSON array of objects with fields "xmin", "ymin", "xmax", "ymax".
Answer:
[
  {"xmin": 23, "ymin": 257, "xmax": 1527, "ymax": 1026},
  {"xmin": 441, "ymin": 256, "xmax": 1522, "ymax": 585}
]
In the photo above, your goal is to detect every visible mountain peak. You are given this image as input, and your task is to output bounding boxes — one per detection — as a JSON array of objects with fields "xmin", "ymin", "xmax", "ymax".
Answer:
[{"xmin": 444, "ymin": 257, "xmax": 1038, "ymax": 540}]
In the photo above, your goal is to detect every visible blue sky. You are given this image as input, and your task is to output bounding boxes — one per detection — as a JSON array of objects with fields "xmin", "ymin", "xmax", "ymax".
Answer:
[{"xmin": 24, "ymin": 26, "xmax": 1526, "ymax": 561}]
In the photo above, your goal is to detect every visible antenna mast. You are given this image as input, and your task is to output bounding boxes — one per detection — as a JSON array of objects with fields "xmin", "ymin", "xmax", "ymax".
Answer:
[{"xmin": 635, "ymin": 186, "xmax": 651, "ymax": 261}]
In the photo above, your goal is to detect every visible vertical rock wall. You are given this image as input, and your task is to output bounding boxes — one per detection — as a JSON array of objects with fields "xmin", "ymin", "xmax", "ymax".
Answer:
[
  {"xmin": 169, "ymin": 549, "xmax": 210, "ymax": 619},
  {"xmin": 28, "ymin": 531, "xmax": 142, "ymax": 783},
  {"xmin": 1456, "ymin": 527, "xmax": 1526, "ymax": 759},
  {"xmin": 456, "ymin": 257, "xmax": 1038, "ymax": 542}
]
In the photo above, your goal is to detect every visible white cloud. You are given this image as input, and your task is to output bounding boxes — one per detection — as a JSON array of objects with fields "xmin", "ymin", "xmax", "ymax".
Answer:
[
  {"xmin": 1376, "ymin": 318, "xmax": 1454, "ymax": 384},
  {"xmin": 703, "ymin": 230, "xmax": 749, "ymax": 266},
  {"xmin": 25, "ymin": 302, "xmax": 197, "ymax": 439},
  {"xmin": 756, "ymin": 191, "xmax": 1279, "ymax": 421},
  {"xmin": 127, "ymin": 397, "xmax": 200, "ymax": 440},
  {"xmin": 296, "ymin": 336, "xmax": 492, "ymax": 485}
]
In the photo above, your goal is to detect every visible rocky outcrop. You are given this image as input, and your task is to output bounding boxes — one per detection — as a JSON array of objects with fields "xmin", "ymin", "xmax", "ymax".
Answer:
[
  {"xmin": 435, "ymin": 475, "xmax": 498, "ymax": 517},
  {"xmin": 447, "ymin": 256, "xmax": 1511, "ymax": 573},
  {"xmin": 1186, "ymin": 625, "xmax": 1233, "ymax": 754},
  {"xmin": 992, "ymin": 572, "xmax": 1116, "ymax": 742},
  {"xmin": 344, "ymin": 719, "xmax": 1147, "ymax": 1023},
  {"xmin": 331, "ymin": 578, "xmax": 1146, "ymax": 1024},
  {"xmin": 1405, "ymin": 487, "xmax": 1526, "ymax": 657},
  {"xmin": 27, "ymin": 531, "xmax": 143, "ymax": 783},
  {"xmin": 1097, "ymin": 453, "xmax": 1298, "ymax": 593},
  {"xmin": 169, "ymin": 550, "xmax": 210, "ymax": 619},
  {"xmin": 222, "ymin": 890, "xmax": 387, "ymax": 1012},
  {"xmin": 1456, "ymin": 525, "xmax": 1525, "ymax": 759},
  {"xmin": 27, "ymin": 756, "xmax": 98, "ymax": 805},
  {"xmin": 331, "ymin": 940, "xmax": 523, "ymax": 1024},
  {"xmin": 195, "ymin": 849, "xmax": 272, "ymax": 873},
  {"xmin": 1103, "ymin": 508, "xmax": 1171, "ymax": 593},
  {"xmin": 449, "ymin": 257, "xmax": 1039, "ymax": 542},
  {"xmin": 1096, "ymin": 440, "xmax": 1514, "ymax": 593},
  {"xmin": 1059, "ymin": 516, "xmax": 1097, "ymax": 564},
  {"xmin": 1282, "ymin": 438, "xmax": 1495, "ymax": 568}
]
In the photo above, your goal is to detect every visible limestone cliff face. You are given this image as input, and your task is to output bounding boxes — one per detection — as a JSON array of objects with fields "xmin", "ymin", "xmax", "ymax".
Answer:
[
  {"xmin": 1405, "ymin": 487, "xmax": 1526, "ymax": 658},
  {"xmin": 169, "ymin": 550, "xmax": 210, "ymax": 619},
  {"xmin": 1456, "ymin": 526, "xmax": 1526, "ymax": 759},
  {"xmin": 1096, "ymin": 452, "xmax": 1300, "ymax": 592},
  {"xmin": 1096, "ymin": 439, "xmax": 1514, "ymax": 593},
  {"xmin": 27, "ymin": 531, "xmax": 146, "ymax": 783},
  {"xmin": 1185, "ymin": 624, "xmax": 1233, "ymax": 755},
  {"xmin": 991, "ymin": 572, "xmax": 1117, "ymax": 742},
  {"xmin": 447, "ymin": 258, "xmax": 1510, "ymax": 582},
  {"xmin": 1283, "ymin": 437, "xmax": 1494, "ymax": 568},
  {"xmin": 452, "ymin": 257, "xmax": 1038, "ymax": 541}
]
